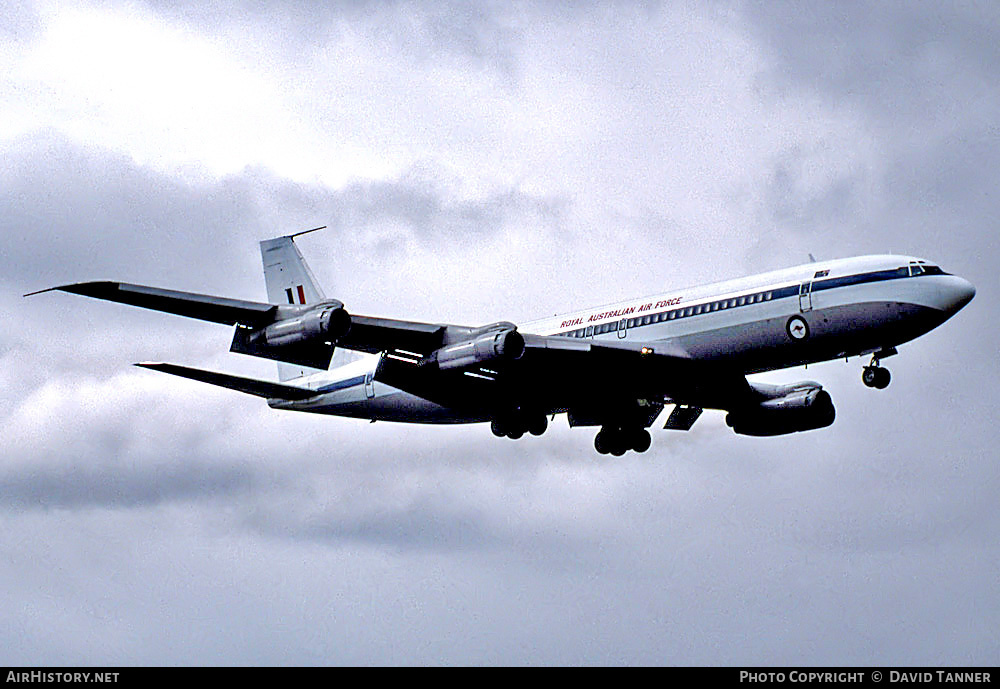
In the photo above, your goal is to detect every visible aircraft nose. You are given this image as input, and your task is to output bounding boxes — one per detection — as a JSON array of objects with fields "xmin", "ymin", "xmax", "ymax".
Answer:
[{"xmin": 940, "ymin": 276, "xmax": 976, "ymax": 313}]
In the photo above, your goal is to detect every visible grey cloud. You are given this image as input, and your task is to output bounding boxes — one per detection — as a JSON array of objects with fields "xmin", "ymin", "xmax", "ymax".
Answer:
[
  {"xmin": 764, "ymin": 153, "xmax": 862, "ymax": 234},
  {"xmin": 0, "ymin": 459, "xmax": 254, "ymax": 510},
  {"xmin": 270, "ymin": 173, "xmax": 568, "ymax": 252},
  {"xmin": 0, "ymin": 371, "xmax": 265, "ymax": 511},
  {"xmin": 140, "ymin": 0, "xmax": 526, "ymax": 76},
  {"xmin": 1, "ymin": 133, "xmax": 566, "ymax": 293},
  {"xmin": 881, "ymin": 128, "xmax": 1000, "ymax": 224},
  {"xmin": 741, "ymin": 1, "xmax": 1000, "ymax": 268},
  {"xmin": 0, "ymin": 131, "xmax": 263, "ymax": 292},
  {"xmin": 742, "ymin": 2, "xmax": 1000, "ymax": 118},
  {"xmin": 252, "ymin": 494, "xmax": 499, "ymax": 551},
  {"xmin": 0, "ymin": 2, "xmax": 40, "ymax": 43}
]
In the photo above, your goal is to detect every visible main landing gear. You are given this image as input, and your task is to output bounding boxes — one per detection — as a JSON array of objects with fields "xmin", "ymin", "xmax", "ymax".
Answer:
[
  {"xmin": 594, "ymin": 426, "xmax": 651, "ymax": 456},
  {"xmin": 491, "ymin": 413, "xmax": 548, "ymax": 440},
  {"xmin": 862, "ymin": 355, "xmax": 891, "ymax": 390}
]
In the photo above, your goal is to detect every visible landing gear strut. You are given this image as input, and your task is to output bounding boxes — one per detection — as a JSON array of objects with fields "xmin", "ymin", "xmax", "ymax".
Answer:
[
  {"xmin": 862, "ymin": 355, "xmax": 891, "ymax": 389},
  {"xmin": 594, "ymin": 426, "xmax": 651, "ymax": 455}
]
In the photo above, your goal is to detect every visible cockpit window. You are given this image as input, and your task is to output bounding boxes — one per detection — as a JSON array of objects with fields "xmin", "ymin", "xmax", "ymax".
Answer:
[{"xmin": 908, "ymin": 262, "xmax": 925, "ymax": 276}]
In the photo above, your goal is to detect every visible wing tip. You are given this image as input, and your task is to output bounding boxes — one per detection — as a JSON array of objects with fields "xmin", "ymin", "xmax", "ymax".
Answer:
[{"xmin": 24, "ymin": 281, "xmax": 119, "ymax": 298}]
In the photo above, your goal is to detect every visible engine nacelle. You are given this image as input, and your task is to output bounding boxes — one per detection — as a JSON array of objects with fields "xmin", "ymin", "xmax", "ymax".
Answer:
[
  {"xmin": 434, "ymin": 327, "xmax": 525, "ymax": 371},
  {"xmin": 726, "ymin": 383, "xmax": 835, "ymax": 436},
  {"xmin": 250, "ymin": 301, "xmax": 351, "ymax": 348}
]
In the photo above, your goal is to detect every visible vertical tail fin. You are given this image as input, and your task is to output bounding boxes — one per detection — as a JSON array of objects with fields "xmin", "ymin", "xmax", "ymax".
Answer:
[
  {"xmin": 261, "ymin": 228, "xmax": 355, "ymax": 382},
  {"xmin": 260, "ymin": 227, "xmax": 327, "ymax": 307}
]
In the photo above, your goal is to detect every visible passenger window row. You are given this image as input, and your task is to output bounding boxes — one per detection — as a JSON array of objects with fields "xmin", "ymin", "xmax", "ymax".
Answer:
[
  {"xmin": 561, "ymin": 291, "xmax": 775, "ymax": 338},
  {"xmin": 557, "ymin": 264, "xmax": 945, "ymax": 338}
]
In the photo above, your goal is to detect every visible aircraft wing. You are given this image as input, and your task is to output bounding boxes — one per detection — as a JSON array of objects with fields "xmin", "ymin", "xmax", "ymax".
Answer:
[
  {"xmin": 372, "ymin": 330, "xmax": 754, "ymax": 417},
  {"xmin": 29, "ymin": 281, "xmax": 278, "ymax": 326},
  {"xmin": 28, "ymin": 280, "xmax": 453, "ymax": 369},
  {"xmin": 30, "ymin": 279, "xmax": 476, "ymax": 372}
]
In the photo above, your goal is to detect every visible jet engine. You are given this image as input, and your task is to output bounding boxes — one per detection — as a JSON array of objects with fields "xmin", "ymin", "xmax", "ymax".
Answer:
[
  {"xmin": 726, "ymin": 381, "xmax": 835, "ymax": 436},
  {"xmin": 230, "ymin": 300, "xmax": 352, "ymax": 369},
  {"xmin": 249, "ymin": 300, "xmax": 352, "ymax": 347},
  {"xmin": 432, "ymin": 326, "xmax": 525, "ymax": 371}
]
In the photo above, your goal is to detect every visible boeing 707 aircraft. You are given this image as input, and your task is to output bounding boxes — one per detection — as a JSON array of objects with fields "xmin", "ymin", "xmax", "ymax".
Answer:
[{"xmin": 30, "ymin": 230, "xmax": 975, "ymax": 455}]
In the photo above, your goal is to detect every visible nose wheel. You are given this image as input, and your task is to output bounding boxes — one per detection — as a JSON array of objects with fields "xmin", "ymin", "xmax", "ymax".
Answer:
[{"xmin": 862, "ymin": 360, "xmax": 891, "ymax": 389}]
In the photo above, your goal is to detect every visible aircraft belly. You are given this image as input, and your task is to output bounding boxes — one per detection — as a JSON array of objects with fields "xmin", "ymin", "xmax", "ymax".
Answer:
[{"xmin": 671, "ymin": 300, "xmax": 944, "ymax": 374}]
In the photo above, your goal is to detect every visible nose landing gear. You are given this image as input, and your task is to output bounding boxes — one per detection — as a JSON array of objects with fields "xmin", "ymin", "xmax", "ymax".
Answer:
[{"xmin": 862, "ymin": 354, "xmax": 891, "ymax": 389}]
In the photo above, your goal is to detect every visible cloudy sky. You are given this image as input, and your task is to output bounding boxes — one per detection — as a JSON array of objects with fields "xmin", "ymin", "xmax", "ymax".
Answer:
[{"xmin": 1, "ymin": 0, "xmax": 997, "ymax": 665}]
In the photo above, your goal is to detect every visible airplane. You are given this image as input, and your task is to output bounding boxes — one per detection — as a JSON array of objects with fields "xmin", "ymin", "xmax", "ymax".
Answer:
[{"xmin": 28, "ymin": 229, "xmax": 975, "ymax": 455}]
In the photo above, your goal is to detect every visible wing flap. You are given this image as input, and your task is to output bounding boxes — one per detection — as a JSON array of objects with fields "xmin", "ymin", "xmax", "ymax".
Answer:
[
  {"xmin": 663, "ymin": 405, "xmax": 704, "ymax": 430},
  {"xmin": 339, "ymin": 315, "xmax": 445, "ymax": 354},
  {"xmin": 135, "ymin": 362, "xmax": 317, "ymax": 400}
]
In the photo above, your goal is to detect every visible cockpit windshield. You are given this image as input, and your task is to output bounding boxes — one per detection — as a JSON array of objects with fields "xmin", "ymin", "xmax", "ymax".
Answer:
[{"xmin": 906, "ymin": 260, "xmax": 947, "ymax": 276}]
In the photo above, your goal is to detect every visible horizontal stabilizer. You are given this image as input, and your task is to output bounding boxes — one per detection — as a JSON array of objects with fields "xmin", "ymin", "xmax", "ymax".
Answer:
[
  {"xmin": 30, "ymin": 282, "xmax": 277, "ymax": 326},
  {"xmin": 135, "ymin": 362, "xmax": 318, "ymax": 400}
]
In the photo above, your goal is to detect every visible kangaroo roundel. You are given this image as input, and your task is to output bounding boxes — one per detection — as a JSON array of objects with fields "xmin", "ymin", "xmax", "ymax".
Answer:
[{"xmin": 786, "ymin": 315, "xmax": 810, "ymax": 341}]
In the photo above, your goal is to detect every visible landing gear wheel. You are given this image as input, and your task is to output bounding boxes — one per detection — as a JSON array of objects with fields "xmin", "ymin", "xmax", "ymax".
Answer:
[
  {"xmin": 862, "ymin": 366, "xmax": 878, "ymax": 388},
  {"xmin": 491, "ymin": 420, "xmax": 505, "ymax": 437},
  {"xmin": 873, "ymin": 367, "xmax": 890, "ymax": 389},
  {"xmin": 492, "ymin": 409, "xmax": 537, "ymax": 439},
  {"xmin": 596, "ymin": 427, "xmax": 627, "ymax": 455},
  {"xmin": 863, "ymin": 364, "xmax": 891, "ymax": 389},
  {"xmin": 595, "ymin": 430, "xmax": 611, "ymax": 455},
  {"xmin": 528, "ymin": 415, "xmax": 548, "ymax": 436},
  {"xmin": 595, "ymin": 426, "xmax": 649, "ymax": 456},
  {"xmin": 631, "ymin": 429, "xmax": 651, "ymax": 453}
]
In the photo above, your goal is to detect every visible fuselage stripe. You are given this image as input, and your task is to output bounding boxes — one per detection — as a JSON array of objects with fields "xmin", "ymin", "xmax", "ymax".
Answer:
[{"xmin": 553, "ymin": 267, "xmax": 946, "ymax": 337}]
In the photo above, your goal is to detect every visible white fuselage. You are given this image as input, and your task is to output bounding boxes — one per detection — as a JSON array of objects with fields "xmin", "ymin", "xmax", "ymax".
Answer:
[{"xmin": 269, "ymin": 254, "xmax": 975, "ymax": 422}]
